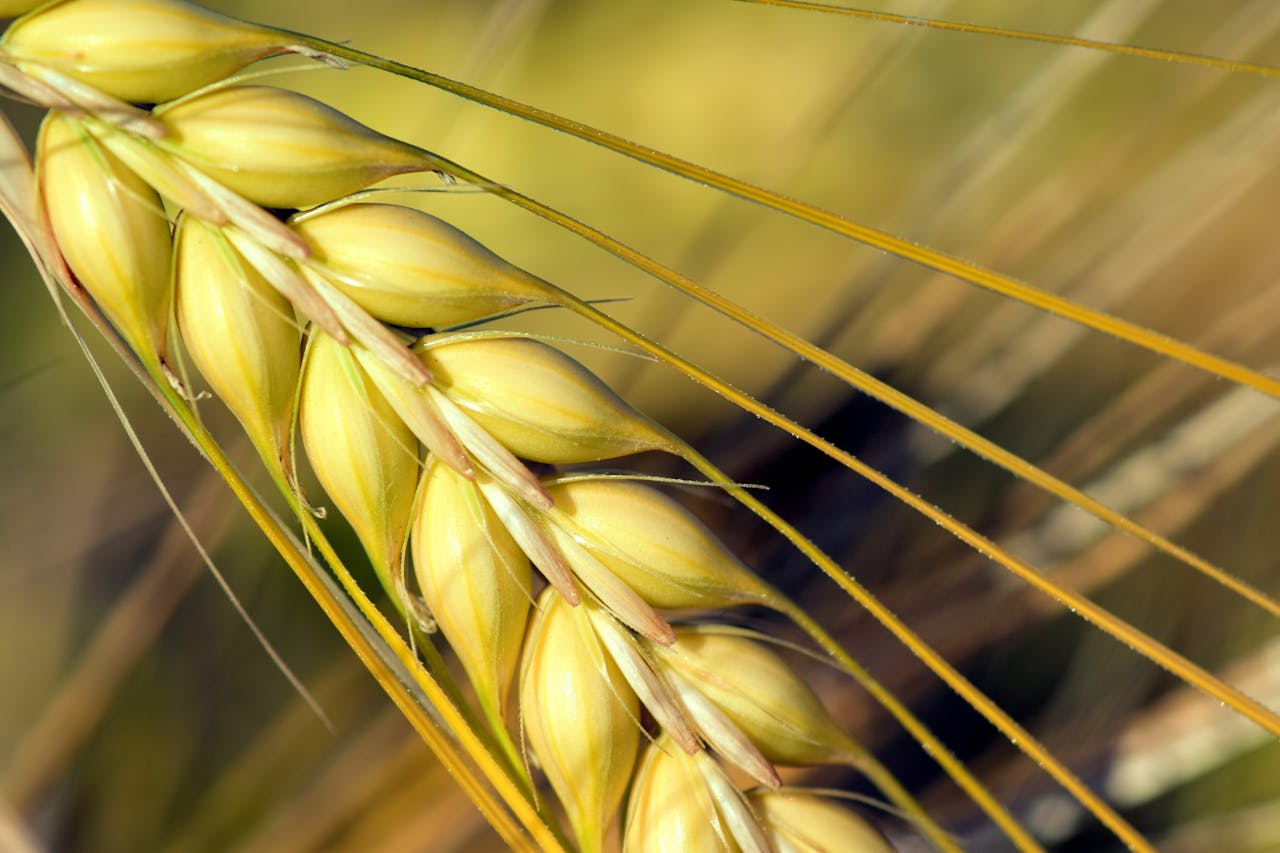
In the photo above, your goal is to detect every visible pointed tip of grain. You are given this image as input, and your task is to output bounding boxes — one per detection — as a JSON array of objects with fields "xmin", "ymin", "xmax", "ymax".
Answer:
[
  {"xmin": 559, "ymin": 581, "xmax": 582, "ymax": 607},
  {"xmin": 587, "ymin": 605, "xmax": 699, "ymax": 753},
  {"xmin": 529, "ymin": 483, "xmax": 554, "ymax": 511},
  {"xmin": 651, "ymin": 620, "xmax": 677, "ymax": 647},
  {"xmin": 476, "ymin": 476, "xmax": 581, "ymax": 605}
]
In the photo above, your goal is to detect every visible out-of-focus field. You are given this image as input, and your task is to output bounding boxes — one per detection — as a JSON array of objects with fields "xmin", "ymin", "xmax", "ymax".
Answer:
[{"xmin": 0, "ymin": 1, "xmax": 1277, "ymax": 850}]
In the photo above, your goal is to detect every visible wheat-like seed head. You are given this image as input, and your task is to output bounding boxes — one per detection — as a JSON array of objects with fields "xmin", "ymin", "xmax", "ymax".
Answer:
[
  {"xmin": 11, "ymin": 13, "xmax": 962, "ymax": 845},
  {"xmin": 9, "ymin": 1, "xmax": 1269, "ymax": 849}
]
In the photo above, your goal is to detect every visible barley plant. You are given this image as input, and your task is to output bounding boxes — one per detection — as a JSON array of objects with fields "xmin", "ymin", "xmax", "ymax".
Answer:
[{"xmin": 0, "ymin": 1, "xmax": 1276, "ymax": 851}]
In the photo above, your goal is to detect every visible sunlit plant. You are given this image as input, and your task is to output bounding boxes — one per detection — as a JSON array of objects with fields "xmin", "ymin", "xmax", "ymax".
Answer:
[{"xmin": 1, "ymin": 1, "xmax": 1276, "ymax": 850}]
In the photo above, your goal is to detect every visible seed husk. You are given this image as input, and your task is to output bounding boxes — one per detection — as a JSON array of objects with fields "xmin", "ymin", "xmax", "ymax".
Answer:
[
  {"xmin": 3, "ymin": 0, "xmax": 290, "ymax": 103},
  {"xmin": 37, "ymin": 110, "xmax": 171, "ymax": 370},
  {"xmin": 624, "ymin": 736, "xmax": 773, "ymax": 853},
  {"xmin": 173, "ymin": 214, "xmax": 301, "ymax": 478},
  {"xmin": 521, "ymin": 589, "xmax": 638, "ymax": 853},
  {"xmin": 473, "ymin": 474, "xmax": 578, "ymax": 605},
  {"xmin": 659, "ymin": 664, "xmax": 780, "ymax": 789},
  {"xmin": 583, "ymin": 603, "xmax": 696, "ymax": 752},
  {"xmin": 157, "ymin": 85, "xmax": 435, "ymax": 209},
  {"xmin": 747, "ymin": 789, "xmax": 895, "ymax": 853},
  {"xmin": 541, "ymin": 520, "xmax": 674, "ymax": 645},
  {"xmin": 292, "ymin": 202, "xmax": 551, "ymax": 327},
  {"xmin": 82, "ymin": 116, "xmax": 313, "ymax": 261},
  {"xmin": 412, "ymin": 458, "xmax": 530, "ymax": 727},
  {"xmin": 698, "ymin": 752, "xmax": 775, "ymax": 853},
  {"xmin": 543, "ymin": 478, "xmax": 775, "ymax": 610},
  {"xmin": 348, "ymin": 343, "xmax": 470, "ymax": 476},
  {"xmin": 650, "ymin": 626, "xmax": 865, "ymax": 769},
  {"xmin": 625, "ymin": 738, "xmax": 727, "ymax": 853},
  {"xmin": 299, "ymin": 331, "xmax": 419, "ymax": 612},
  {"xmin": 420, "ymin": 335, "xmax": 676, "ymax": 464}
]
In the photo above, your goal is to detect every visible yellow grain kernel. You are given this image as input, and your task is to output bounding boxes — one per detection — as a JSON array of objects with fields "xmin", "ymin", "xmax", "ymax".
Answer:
[
  {"xmin": 544, "ymin": 477, "xmax": 775, "ymax": 610},
  {"xmin": 747, "ymin": 788, "xmax": 895, "ymax": 853},
  {"xmin": 412, "ymin": 458, "xmax": 531, "ymax": 727},
  {"xmin": 299, "ymin": 332, "xmax": 419, "ymax": 609},
  {"xmin": 651, "ymin": 626, "xmax": 865, "ymax": 769},
  {"xmin": 421, "ymin": 335, "xmax": 675, "ymax": 464},
  {"xmin": 174, "ymin": 215, "xmax": 301, "ymax": 475},
  {"xmin": 521, "ymin": 589, "xmax": 638, "ymax": 853},
  {"xmin": 4, "ymin": 0, "xmax": 288, "ymax": 103},
  {"xmin": 294, "ymin": 202, "xmax": 550, "ymax": 326},
  {"xmin": 37, "ymin": 110, "xmax": 171, "ymax": 369},
  {"xmin": 157, "ymin": 85, "xmax": 434, "ymax": 208}
]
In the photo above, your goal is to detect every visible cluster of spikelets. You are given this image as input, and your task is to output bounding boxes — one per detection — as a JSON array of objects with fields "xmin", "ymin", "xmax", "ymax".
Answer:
[{"xmin": 2, "ymin": 1, "xmax": 906, "ymax": 849}]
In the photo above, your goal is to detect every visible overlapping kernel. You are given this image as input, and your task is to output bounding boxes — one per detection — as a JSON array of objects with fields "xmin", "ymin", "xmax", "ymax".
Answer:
[
  {"xmin": 174, "ymin": 215, "xmax": 301, "ymax": 475},
  {"xmin": 294, "ymin": 203, "xmax": 551, "ymax": 327},
  {"xmin": 624, "ymin": 737, "xmax": 773, "ymax": 853},
  {"xmin": 649, "ymin": 626, "xmax": 865, "ymax": 768},
  {"xmin": 412, "ymin": 459, "xmax": 530, "ymax": 728},
  {"xmin": 655, "ymin": 661, "xmax": 780, "ymax": 789},
  {"xmin": 420, "ymin": 335, "xmax": 676, "ymax": 464},
  {"xmin": 537, "ymin": 520, "xmax": 673, "ymax": 644},
  {"xmin": 156, "ymin": 86, "xmax": 434, "ymax": 209},
  {"xmin": 581, "ymin": 602, "xmax": 697, "ymax": 752},
  {"xmin": 747, "ymin": 789, "xmax": 895, "ymax": 853},
  {"xmin": 624, "ymin": 738, "xmax": 727, "ymax": 853},
  {"xmin": 37, "ymin": 110, "xmax": 172, "ymax": 369},
  {"xmin": 299, "ymin": 332, "xmax": 419, "ymax": 610},
  {"xmin": 521, "ymin": 590, "xmax": 638, "ymax": 853},
  {"xmin": 3, "ymin": 0, "xmax": 291, "ymax": 103},
  {"xmin": 542, "ymin": 477, "xmax": 775, "ymax": 610}
]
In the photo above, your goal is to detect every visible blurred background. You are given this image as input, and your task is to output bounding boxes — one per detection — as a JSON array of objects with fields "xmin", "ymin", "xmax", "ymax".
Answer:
[{"xmin": 1, "ymin": 0, "xmax": 1277, "ymax": 850}]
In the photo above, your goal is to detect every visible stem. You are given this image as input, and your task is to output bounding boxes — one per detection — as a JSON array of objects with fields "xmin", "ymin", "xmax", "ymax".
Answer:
[
  {"xmin": 281, "ymin": 31, "xmax": 1280, "ymax": 401},
  {"xmin": 138, "ymin": 350, "xmax": 566, "ymax": 852}
]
